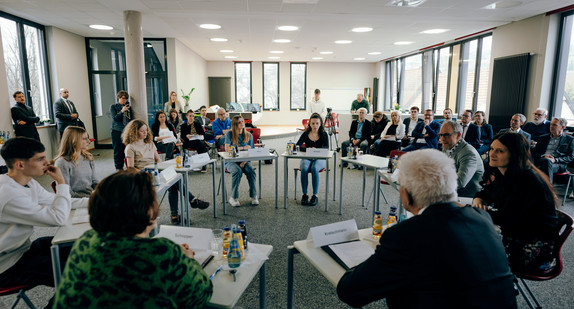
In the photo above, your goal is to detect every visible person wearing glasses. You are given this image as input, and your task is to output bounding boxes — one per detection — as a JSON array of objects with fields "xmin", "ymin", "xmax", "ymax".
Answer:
[
  {"xmin": 110, "ymin": 90, "xmax": 133, "ymax": 170},
  {"xmin": 473, "ymin": 111, "xmax": 493, "ymax": 155},
  {"xmin": 460, "ymin": 109, "xmax": 481, "ymax": 150},
  {"xmin": 402, "ymin": 109, "xmax": 441, "ymax": 151},
  {"xmin": 54, "ymin": 126, "xmax": 98, "ymax": 198},
  {"xmin": 439, "ymin": 121, "xmax": 484, "ymax": 197},
  {"xmin": 370, "ymin": 111, "xmax": 388, "ymax": 155},
  {"xmin": 532, "ymin": 117, "xmax": 574, "ymax": 182},
  {"xmin": 522, "ymin": 107, "xmax": 551, "ymax": 144}
]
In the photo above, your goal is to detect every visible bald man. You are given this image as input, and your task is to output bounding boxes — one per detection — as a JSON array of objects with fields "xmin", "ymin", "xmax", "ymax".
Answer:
[{"xmin": 54, "ymin": 88, "xmax": 80, "ymax": 137}]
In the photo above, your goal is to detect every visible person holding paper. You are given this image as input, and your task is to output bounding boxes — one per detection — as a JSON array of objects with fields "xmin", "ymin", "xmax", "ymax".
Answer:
[
  {"xmin": 151, "ymin": 111, "xmax": 178, "ymax": 160},
  {"xmin": 54, "ymin": 126, "xmax": 98, "ymax": 198},
  {"xmin": 225, "ymin": 115, "xmax": 257, "ymax": 207},
  {"xmin": 54, "ymin": 169, "xmax": 213, "ymax": 308},
  {"xmin": 337, "ymin": 149, "xmax": 516, "ymax": 308},
  {"xmin": 181, "ymin": 110, "xmax": 209, "ymax": 172},
  {"xmin": 123, "ymin": 119, "xmax": 209, "ymax": 225},
  {"xmin": 296, "ymin": 113, "xmax": 329, "ymax": 206}
]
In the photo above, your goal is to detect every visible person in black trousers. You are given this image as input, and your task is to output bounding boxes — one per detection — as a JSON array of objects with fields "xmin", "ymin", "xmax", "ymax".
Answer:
[{"xmin": 109, "ymin": 91, "xmax": 133, "ymax": 170}]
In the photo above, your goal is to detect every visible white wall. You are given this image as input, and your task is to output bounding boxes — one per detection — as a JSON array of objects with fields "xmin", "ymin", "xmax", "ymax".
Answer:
[
  {"xmin": 206, "ymin": 61, "xmax": 377, "ymax": 125},
  {"xmin": 488, "ymin": 13, "xmax": 560, "ymax": 119},
  {"xmin": 168, "ymin": 38, "xmax": 208, "ymax": 112}
]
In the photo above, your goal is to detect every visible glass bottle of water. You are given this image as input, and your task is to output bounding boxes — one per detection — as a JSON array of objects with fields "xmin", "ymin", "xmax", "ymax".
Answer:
[{"xmin": 228, "ymin": 224, "xmax": 242, "ymax": 268}]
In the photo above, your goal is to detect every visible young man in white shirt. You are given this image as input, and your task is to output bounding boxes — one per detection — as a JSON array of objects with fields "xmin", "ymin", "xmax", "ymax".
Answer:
[
  {"xmin": 309, "ymin": 88, "xmax": 326, "ymax": 119},
  {"xmin": 0, "ymin": 137, "xmax": 88, "ymax": 299}
]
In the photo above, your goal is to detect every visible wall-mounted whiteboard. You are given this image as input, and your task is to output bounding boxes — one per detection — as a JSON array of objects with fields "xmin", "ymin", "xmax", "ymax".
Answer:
[{"xmin": 318, "ymin": 88, "xmax": 364, "ymax": 112}]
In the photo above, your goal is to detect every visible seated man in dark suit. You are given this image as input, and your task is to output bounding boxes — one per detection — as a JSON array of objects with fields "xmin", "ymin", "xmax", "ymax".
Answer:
[
  {"xmin": 402, "ymin": 109, "xmax": 441, "ymax": 151},
  {"xmin": 402, "ymin": 106, "xmax": 423, "ymax": 147},
  {"xmin": 533, "ymin": 117, "xmax": 574, "ymax": 181},
  {"xmin": 460, "ymin": 109, "xmax": 481, "ymax": 149},
  {"xmin": 370, "ymin": 111, "xmax": 388, "ymax": 154},
  {"xmin": 341, "ymin": 108, "xmax": 371, "ymax": 168},
  {"xmin": 523, "ymin": 107, "xmax": 551, "ymax": 144},
  {"xmin": 499, "ymin": 113, "xmax": 531, "ymax": 144},
  {"xmin": 336, "ymin": 149, "xmax": 517, "ymax": 309},
  {"xmin": 194, "ymin": 105, "xmax": 214, "ymax": 141},
  {"xmin": 442, "ymin": 107, "xmax": 457, "ymax": 122}
]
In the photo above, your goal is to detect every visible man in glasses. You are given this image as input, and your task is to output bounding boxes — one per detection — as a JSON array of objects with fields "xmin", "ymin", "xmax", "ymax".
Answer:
[
  {"xmin": 439, "ymin": 120, "xmax": 483, "ymax": 197},
  {"xmin": 460, "ymin": 109, "xmax": 481, "ymax": 149},
  {"xmin": 403, "ymin": 109, "xmax": 441, "ymax": 151},
  {"xmin": 522, "ymin": 107, "xmax": 551, "ymax": 144}
]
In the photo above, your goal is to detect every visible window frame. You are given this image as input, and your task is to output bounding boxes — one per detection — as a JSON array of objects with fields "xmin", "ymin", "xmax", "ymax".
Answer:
[
  {"xmin": 550, "ymin": 10, "xmax": 574, "ymax": 121},
  {"xmin": 234, "ymin": 61, "xmax": 252, "ymax": 104},
  {"xmin": 290, "ymin": 62, "xmax": 307, "ymax": 111},
  {"xmin": 0, "ymin": 11, "xmax": 53, "ymax": 123},
  {"xmin": 262, "ymin": 62, "xmax": 279, "ymax": 111}
]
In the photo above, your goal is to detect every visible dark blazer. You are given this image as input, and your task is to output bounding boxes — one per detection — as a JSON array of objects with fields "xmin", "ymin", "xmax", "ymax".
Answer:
[
  {"xmin": 180, "ymin": 121, "xmax": 206, "ymax": 144},
  {"xmin": 477, "ymin": 123, "xmax": 493, "ymax": 146},
  {"xmin": 11, "ymin": 103, "xmax": 40, "ymax": 141},
  {"xmin": 462, "ymin": 123, "xmax": 481, "ymax": 149},
  {"xmin": 370, "ymin": 118, "xmax": 388, "ymax": 142},
  {"xmin": 53, "ymin": 98, "xmax": 79, "ymax": 133},
  {"xmin": 402, "ymin": 117, "xmax": 423, "ymax": 136},
  {"xmin": 337, "ymin": 203, "xmax": 517, "ymax": 309},
  {"xmin": 499, "ymin": 128, "xmax": 531, "ymax": 145},
  {"xmin": 348, "ymin": 119, "xmax": 371, "ymax": 143},
  {"xmin": 532, "ymin": 133, "xmax": 574, "ymax": 165},
  {"xmin": 522, "ymin": 120, "xmax": 550, "ymax": 142},
  {"xmin": 411, "ymin": 121, "xmax": 441, "ymax": 149}
]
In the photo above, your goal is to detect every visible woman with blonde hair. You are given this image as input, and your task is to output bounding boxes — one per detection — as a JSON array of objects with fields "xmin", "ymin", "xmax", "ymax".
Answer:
[
  {"xmin": 375, "ymin": 111, "xmax": 405, "ymax": 157},
  {"xmin": 123, "ymin": 119, "xmax": 209, "ymax": 225},
  {"xmin": 225, "ymin": 115, "xmax": 257, "ymax": 207},
  {"xmin": 54, "ymin": 126, "xmax": 98, "ymax": 197},
  {"xmin": 164, "ymin": 91, "xmax": 184, "ymax": 115}
]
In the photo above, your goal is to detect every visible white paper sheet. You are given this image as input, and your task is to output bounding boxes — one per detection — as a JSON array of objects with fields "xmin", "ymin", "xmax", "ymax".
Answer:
[
  {"xmin": 328, "ymin": 241, "xmax": 374, "ymax": 269},
  {"xmin": 71, "ymin": 208, "xmax": 90, "ymax": 224}
]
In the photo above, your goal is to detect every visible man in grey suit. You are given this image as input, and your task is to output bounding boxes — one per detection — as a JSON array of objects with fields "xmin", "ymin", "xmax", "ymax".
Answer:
[
  {"xmin": 439, "ymin": 120, "xmax": 484, "ymax": 197},
  {"xmin": 53, "ymin": 88, "xmax": 79, "ymax": 137},
  {"xmin": 532, "ymin": 117, "xmax": 574, "ymax": 181},
  {"xmin": 499, "ymin": 113, "xmax": 531, "ymax": 144}
]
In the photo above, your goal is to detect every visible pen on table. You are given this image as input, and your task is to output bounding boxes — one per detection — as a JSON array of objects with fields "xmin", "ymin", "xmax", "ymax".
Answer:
[
  {"xmin": 210, "ymin": 265, "xmax": 223, "ymax": 280},
  {"xmin": 201, "ymin": 255, "xmax": 214, "ymax": 268}
]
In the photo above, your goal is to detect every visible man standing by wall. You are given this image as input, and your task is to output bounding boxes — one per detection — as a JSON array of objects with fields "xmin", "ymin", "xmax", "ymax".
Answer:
[
  {"xmin": 10, "ymin": 91, "xmax": 40, "ymax": 141},
  {"xmin": 350, "ymin": 93, "xmax": 369, "ymax": 114},
  {"xmin": 54, "ymin": 88, "xmax": 80, "ymax": 137}
]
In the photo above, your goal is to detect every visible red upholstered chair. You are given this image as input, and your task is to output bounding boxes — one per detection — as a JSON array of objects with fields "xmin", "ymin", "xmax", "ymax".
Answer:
[
  {"xmin": 513, "ymin": 210, "xmax": 573, "ymax": 309},
  {"xmin": 246, "ymin": 128, "xmax": 263, "ymax": 147},
  {"xmin": 296, "ymin": 119, "xmax": 309, "ymax": 138},
  {"xmin": 51, "ymin": 181, "xmax": 57, "ymax": 193},
  {"xmin": 0, "ymin": 285, "xmax": 37, "ymax": 308}
]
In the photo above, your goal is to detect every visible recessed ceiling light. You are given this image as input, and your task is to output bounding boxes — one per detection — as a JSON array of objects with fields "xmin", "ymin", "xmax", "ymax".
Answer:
[
  {"xmin": 388, "ymin": 0, "xmax": 427, "ymax": 7},
  {"xmin": 312, "ymin": 57, "xmax": 323, "ymax": 60},
  {"xmin": 484, "ymin": 1, "xmax": 523, "ymax": 9},
  {"xmin": 354, "ymin": 58, "xmax": 366, "ymax": 61},
  {"xmin": 220, "ymin": 50, "xmax": 234, "ymax": 53},
  {"xmin": 273, "ymin": 39, "xmax": 291, "ymax": 43},
  {"xmin": 368, "ymin": 52, "xmax": 381, "ymax": 55},
  {"xmin": 420, "ymin": 29, "xmax": 450, "ymax": 34},
  {"xmin": 335, "ymin": 40, "xmax": 352, "ymax": 44},
  {"xmin": 394, "ymin": 41, "xmax": 414, "ymax": 45},
  {"xmin": 224, "ymin": 56, "xmax": 237, "ymax": 59},
  {"xmin": 89, "ymin": 24, "xmax": 113, "ymax": 30},
  {"xmin": 268, "ymin": 56, "xmax": 281, "ymax": 59},
  {"xmin": 199, "ymin": 24, "xmax": 221, "ymax": 30},
  {"xmin": 278, "ymin": 25, "xmax": 299, "ymax": 31},
  {"xmin": 352, "ymin": 27, "xmax": 373, "ymax": 33},
  {"xmin": 210, "ymin": 38, "xmax": 228, "ymax": 42},
  {"xmin": 320, "ymin": 51, "xmax": 334, "ymax": 55},
  {"xmin": 269, "ymin": 51, "xmax": 284, "ymax": 54}
]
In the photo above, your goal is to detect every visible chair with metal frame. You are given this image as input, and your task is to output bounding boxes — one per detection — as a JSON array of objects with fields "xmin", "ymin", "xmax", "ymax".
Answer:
[{"xmin": 0, "ymin": 285, "xmax": 37, "ymax": 309}]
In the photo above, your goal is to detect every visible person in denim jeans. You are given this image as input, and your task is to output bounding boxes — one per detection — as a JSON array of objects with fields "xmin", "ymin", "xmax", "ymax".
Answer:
[{"xmin": 225, "ymin": 115, "xmax": 257, "ymax": 207}]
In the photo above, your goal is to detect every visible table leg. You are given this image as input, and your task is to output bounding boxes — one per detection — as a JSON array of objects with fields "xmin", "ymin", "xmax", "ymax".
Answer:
[
  {"xmin": 181, "ymin": 174, "xmax": 187, "ymax": 226},
  {"xmin": 185, "ymin": 171, "xmax": 190, "ymax": 227},
  {"xmin": 283, "ymin": 157, "xmax": 288, "ymax": 209},
  {"xmin": 259, "ymin": 160, "xmax": 262, "ymax": 199},
  {"xmin": 325, "ymin": 158, "xmax": 329, "ymax": 212},
  {"xmin": 221, "ymin": 159, "xmax": 227, "ymax": 215},
  {"xmin": 287, "ymin": 246, "xmax": 299, "ymax": 309},
  {"xmin": 212, "ymin": 161, "xmax": 217, "ymax": 218},
  {"xmin": 275, "ymin": 157, "xmax": 279, "ymax": 209},
  {"xmin": 339, "ymin": 162, "xmax": 344, "ymax": 215},
  {"xmin": 333, "ymin": 152, "xmax": 337, "ymax": 201},
  {"xmin": 361, "ymin": 166, "xmax": 366, "ymax": 208},
  {"xmin": 259, "ymin": 261, "xmax": 267, "ymax": 309},
  {"xmin": 50, "ymin": 244, "xmax": 61, "ymax": 287},
  {"xmin": 373, "ymin": 169, "xmax": 378, "ymax": 217}
]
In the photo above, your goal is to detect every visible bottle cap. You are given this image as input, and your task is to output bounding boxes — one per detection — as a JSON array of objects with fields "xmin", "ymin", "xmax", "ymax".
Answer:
[
  {"xmin": 223, "ymin": 226, "xmax": 231, "ymax": 231},
  {"xmin": 374, "ymin": 211, "xmax": 381, "ymax": 215},
  {"xmin": 390, "ymin": 206, "xmax": 397, "ymax": 211},
  {"xmin": 238, "ymin": 220, "xmax": 246, "ymax": 225}
]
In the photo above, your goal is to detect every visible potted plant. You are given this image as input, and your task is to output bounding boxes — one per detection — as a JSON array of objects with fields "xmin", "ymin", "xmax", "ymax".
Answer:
[{"xmin": 181, "ymin": 88, "xmax": 195, "ymax": 110}]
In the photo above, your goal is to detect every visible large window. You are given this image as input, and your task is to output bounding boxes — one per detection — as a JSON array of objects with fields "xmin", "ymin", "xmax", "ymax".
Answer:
[
  {"xmin": 0, "ymin": 13, "xmax": 51, "ymax": 122},
  {"xmin": 401, "ymin": 55, "xmax": 422, "ymax": 109},
  {"xmin": 262, "ymin": 62, "xmax": 279, "ymax": 110},
  {"xmin": 290, "ymin": 62, "xmax": 306, "ymax": 110},
  {"xmin": 552, "ymin": 11, "xmax": 574, "ymax": 125},
  {"xmin": 235, "ymin": 62, "xmax": 252, "ymax": 104},
  {"xmin": 433, "ymin": 46, "xmax": 451, "ymax": 112}
]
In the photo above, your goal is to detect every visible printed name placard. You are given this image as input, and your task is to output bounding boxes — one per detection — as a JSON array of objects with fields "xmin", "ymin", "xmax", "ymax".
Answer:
[
  {"xmin": 310, "ymin": 219, "xmax": 359, "ymax": 248},
  {"xmin": 155, "ymin": 225, "xmax": 212, "ymax": 250},
  {"xmin": 191, "ymin": 152, "xmax": 210, "ymax": 164},
  {"xmin": 306, "ymin": 148, "xmax": 329, "ymax": 157},
  {"xmin": 248, "ymin": 148, "xmax": 270, "ymax": 156}
]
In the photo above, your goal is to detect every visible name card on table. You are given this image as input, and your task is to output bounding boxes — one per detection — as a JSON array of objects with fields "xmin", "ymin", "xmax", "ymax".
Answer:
[
  {"xmin": 155, "ymin": 225, "xmax": 212, "ymax": 250},
  {"xmin": 248, "ymin": 147, "xmax": 270, "ymax": 156},
  {"xmin": 306, "ymin": 148, "xmax": 329, "ymax": 157},
  {"xmin": 191, "ymin": 152, "xmax": 210, "ymax": 164},
  {"xmin": 160, "ymin": 166, "xmax": 178, "ymax": 183},
  {"xmin": 309, "ymin": 219, "xmax": 359, "ymax": 248}
]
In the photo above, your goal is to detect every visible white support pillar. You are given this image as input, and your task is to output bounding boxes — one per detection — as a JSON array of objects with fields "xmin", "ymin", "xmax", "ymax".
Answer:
[{"xmin": 123, "ymin": 10, "xmax": 148, "ymax": 123}]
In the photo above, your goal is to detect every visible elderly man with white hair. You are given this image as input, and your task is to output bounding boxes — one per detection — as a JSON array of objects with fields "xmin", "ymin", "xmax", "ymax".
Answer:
[
  {"xmin": 532, "ymin": 117, "xmax": 574, "ymax": 181},
  {"xmin": 522, "ymin": 107, "xmax": 551, "ymax": 143},
  {"xmin": 337, "ymin": 149, "xmax": 516, "ymax": 309},
  {"xmin": 341, "ymin": 107, "xmax": 371, "ymax": 169}
]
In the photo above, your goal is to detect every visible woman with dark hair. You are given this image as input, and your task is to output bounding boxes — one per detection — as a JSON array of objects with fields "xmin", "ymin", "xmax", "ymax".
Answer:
[
  {"xmin": 54, "ymin": 169, "xmax": 213, "ymax": 308},
  {"xmin": 54, "ymin": 126, "xmax": 98, "ymax": 197},
  {"xmin": 473, "ymin": 111, "xmax": 493, "ymax": 155},
  {"xmin": 473, "ymin": 132, "xmax": 558, "ymax": 275},
  {"xmin": 151, "ymin": 110, "xmax": 177, "ymax": 160},
  {"xmin": 296, "ymin": 113, "xmax": 329, "ymax": 206},
  {"xmin": 168, "ymin": 108, "xmax": 183, "ymax": 135},
  {"xmin": 225, "ymin": 115, "xmax": 257, "ymax": 207}
]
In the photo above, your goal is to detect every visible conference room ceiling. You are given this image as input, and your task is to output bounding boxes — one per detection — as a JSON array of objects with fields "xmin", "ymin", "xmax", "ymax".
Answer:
[{"xmin": 0, "ymin": 0, "xmax": 571, "ymax": 62}]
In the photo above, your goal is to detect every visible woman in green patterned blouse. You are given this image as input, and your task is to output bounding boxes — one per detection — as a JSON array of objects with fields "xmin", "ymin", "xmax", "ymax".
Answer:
[{"xmin": 54, "ymin": 169, "xmax": 213, "ymax": 308}]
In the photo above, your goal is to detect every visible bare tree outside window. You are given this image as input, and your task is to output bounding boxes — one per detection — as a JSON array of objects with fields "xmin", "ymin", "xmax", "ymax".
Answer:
[
  {"xmin": 235, "ymin": 62, "xmax": 251, "ymax": 104},
  {"xmin": 290, "ymin": 63, "xmax": 306, "ymax": 110},
  {"xmin": 263, "ymin": 62, "xmax": 279, "ymax": 110}
]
